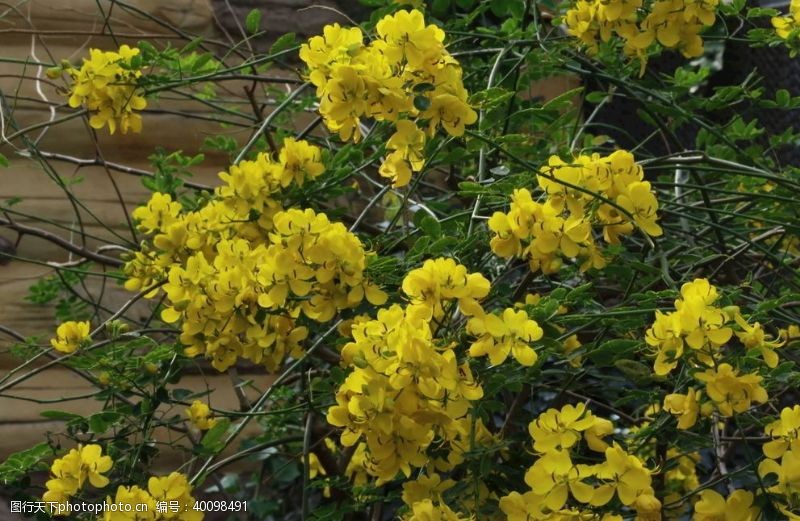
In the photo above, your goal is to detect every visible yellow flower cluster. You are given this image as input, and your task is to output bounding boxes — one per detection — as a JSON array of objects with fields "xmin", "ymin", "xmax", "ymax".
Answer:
[
  {"xmin": 565, "ymin": 0, "xmax": 719, "ymax": 72},
  {"xmin": 43, "ymin": 444, "xmax": 113, "ymax": 508},
  {"xmin": 759, "ymin": 405, "xmax": 800, "ymax": 518},
  {"xmin": 103, "ymin": 472, "xmax": 202, "ymax": 521},
  {"xmin": 50, "ymin": 320, "xmax": 91, "ymax": 354},
  {"xmin": 772, "ymin": 0, "xmax": 800, "ymax": 43},
  {"xmin": 398, "ymin": 472, "xmax": 472, "ymax": 520},
  {"xmin": 663, "ymin": 387, "xmax": 708, "ymax": 429},
  {"xmin": 125, "ymin": 138, "xmax": 386, "ymax": 371},
  {"xmin": 401, "ymin": 257, "xmax": 490, "ymax": 319},
  {"xmin": 489, "ymin": 150, "xmax": 662, "ymax": 274},
  {"xmin": 662, "ymin": 362, "xmax": 768, "ymax": 426},
  {"xmin": 300, "ymin": 9, "xmax": 477, "ymax": 187},
  {"xmin": 646, "ymin": 278, "xmax": 783, "ymax": 375},
  {"xmin": 328, "ymin": 258, "xmax": 488, "ymax": 483},
  {"xmin": 64, "ymin": 45, "xmax": 147, "ymax": 134},
  {"xmin": 695, "ymin": 363, "xmax": 768, "ymax": 417},
  {"xmin": 645, "ymin": 279, "xmax": 781, "ymax": 421},
  {"xmin": 500, "ymin": 403, "xmax": 661, "ymax": 520},
  {"xmin": 185, "ymin": 400, "xmax": 217, "ymax": 431},
  {"xmin": 42, "ymin": 445, "xmax": 200, "ymax": 520},
  {"xmin": 467, "ymin": 307, "xmax": 543, "ymax": 367},
  {"xmin": 647, "ymin": 280, "xmax": 778, "ymax": 424}
]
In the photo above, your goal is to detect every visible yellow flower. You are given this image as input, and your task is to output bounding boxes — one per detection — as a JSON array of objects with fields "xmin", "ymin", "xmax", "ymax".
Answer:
[
  {"xmin": 499, "ymin": 491, "xmax": 546, "ymax": 521},
  {"xmin": 302, "ymin": 9, "xmax": 476, "ymax": 155},
  {"xmin": 103, "ymin": 485, "xmax": 157, "ymax": 521},
  {"xmin": 404, "ymin": 498, "xmax": 467, "ymax": 521},
  {"xmin": 126, "ymin": 137, "xmax": 387, "ymax": 375},
  {"xmin": 467, "ymin": 308, "xmax": 543, "ymax": 366},
  {"xmin": 693, "ymin": 489, "xmax": 759, "ymax": 521},
  {"xmin": 66, "ymin": 45, "xmax": 146, "ymax": 134},
  {"xmin": 734, "ymin": 313, "xmax": 784, "ymax": 368},
  {"xmin": 379, "ymin": 150, "xmax": 414, "ymax": 188},
  {"xmin": 490, "ymin": 150, "xmax": 661, "ymax": 274},
  {"xmin": 645, "ymin": 279, "xmax": 739, "ymax": 375},
  {"xmin": 616, "ymin": 181, "xmax": 663, "ymax": 237},
  {"xmin": 422, "ymin": 93, "xmax": 478, "ymax": 137},
  {"xmin": 763, "ymin": 405, "xmax": 800, "ymax": 459},
  {"xmin": 185, "ymin": 400, "xmax": 217, "ymax": 431},
  {"xmin": 591, "ymin": 443, "xmax": 654, "ymax": 507},
  {"xmin": 524, "ymin": 450, "xmax": 596, "ymax": 510},
  {"xmin": 528, "ymin": 403, "xmax": 598, "ymax": 453},
  {"xmin": 663, "ymin": 387, "xmax": 701, "ymax": 429},
  {"xmin": 695, "ymin": 363, "xmax": 768, "ymax": 417},
  {"xmin": 565, "ymin": 0, "xmax": 718, "ymax": 73},
  {"xmin": 299, "ymin": 23, "xmax": 364, "ymax": 92},
  {"xmin": 387, "ymin": 121, "xmax": 426, "ymax": 159},
  {"xmin": 133, "ymin": 193, "xmax": 183, "ymax": 235},
  {"xmin": 401, "ymin": 473, "xmax": 456, "ymax": 507},
  {"xmin": 51, "ymin": 321, "xmax": 91, "ymax": 354},
  {"xmin": 147, "ymin": 472, "xmax": 202, "ymax": 521},
  {"xmin": 772, "ymin": 0, "xmax": 800, "ymax": 41},
  {"xmin": 759, "ymin": 447, "xmax": 800, "ymax": 507},
  {"xmin": 376, "ymin": 9, "xmax": 445, "ymax": 69},
  {"xmin": 278, "ymin": 137, "xmax": 326, "ymax": 186},
  {"xmin": 401, "ymin": 257, "xmax": 490, "ymax": 320},
  {"xmin": 43, "ymin": 444, "xmax": 113, "ymax": 506}
]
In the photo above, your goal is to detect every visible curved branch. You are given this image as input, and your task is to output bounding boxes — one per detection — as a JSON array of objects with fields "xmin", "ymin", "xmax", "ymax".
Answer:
[{"xmin": 0, "ymin": 217, "xmax": 124, "ymax": 267}]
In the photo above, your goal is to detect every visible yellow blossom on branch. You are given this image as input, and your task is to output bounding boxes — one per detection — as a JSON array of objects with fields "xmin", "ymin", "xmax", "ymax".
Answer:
[
  {"xmin": 43, "ymin": 444, "xmax": 113, "ymax": 507},
  {"xmin": 300, "ymin": 9, "xmax": 476, "ymax": 187},
  {"xmin": 185, "ymin": 400, "xmax": 217, "ymax": 431},
  {"xmin": 65, "ymin": 45, "xmax": 147, "ymax": 134},
  {"xmin": 694, "ymin": 363, "xmax": 768, "ymax": 417},
  {"xmin": 50, "ymin": 320, "xmax": 91, "ymax": 354}
]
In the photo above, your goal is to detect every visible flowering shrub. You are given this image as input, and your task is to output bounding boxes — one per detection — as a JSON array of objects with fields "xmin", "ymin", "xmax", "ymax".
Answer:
[{"xmin": 1, "ymin": 1, "xmax": 800, "ymax": 521}]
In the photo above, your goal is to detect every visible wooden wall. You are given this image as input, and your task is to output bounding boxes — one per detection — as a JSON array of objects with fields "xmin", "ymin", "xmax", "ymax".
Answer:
[{"xmin": 0, "ymin": 0, "xmax": 287, "ymax": 478}]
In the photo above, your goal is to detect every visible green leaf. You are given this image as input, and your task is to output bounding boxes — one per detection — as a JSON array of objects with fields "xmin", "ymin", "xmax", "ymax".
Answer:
[
  {"xmin": 40, "ymin": 410, "xmax": 83, "ymax": 421},
  {"xmin": 747, "ymin": 7, "xmax": 779, "ymax": 17},
  {"xmin": 0, "ymin": 443, "xmax": 53, "ymax": 485},
  {"xmin": 191, "ymin": 53, "xmax": 214, "ymax": 74},
  {"xmin": 246, "ymin": 9, "xmax": 262, "ymax": 35},
  {"xmin": 413, "ymin": 95, "xmax": 431, "ymax": 111},
  {"xmin": 180, "ymin": 37, "xmax": 204, "ymax": 53},
  {"xmin": 137, "ymin": 41, "xmax": 158, "ymax": 60},
  {"xmin": 542, "ymin": 87, "xmax": 583, "ymax": 111},
  {"xmin": 776, "ymin": 89, "xmax": 791, "ymax": 108},
  {"xmin": 201, "ymin": 418, "xmax": 231, "ymax": 452},
  {"xmin": 418, "ymin": 215, "xmax": 441, "ymax": 237},
  {"xmin": 585, "ymin": 91, "xmax": 608, "ymax": 104},
  {"xmin": 88, "ymin": 411, "xmax": 121, "ymax": 434},
  {"xmin": 614, "ymin": 359, "xmax": 655, "ymax": 382},
  {"xmin": 432, "ymin": 0, "xmax": 451, "ymax": 15},
  {"xmin": 270, "ymin": 32, "xmax": 297, "ymax": 55},
  {"xmin": 469, "ymin": 87, "xmax": 514, "ymax": 109},
  {"xmin": 0, "ymin": 153, "xmax": 8, "ymax": 167},
  {"xmin": 587, "ymin": 339, "xmax": 640, "ymax": 367}
]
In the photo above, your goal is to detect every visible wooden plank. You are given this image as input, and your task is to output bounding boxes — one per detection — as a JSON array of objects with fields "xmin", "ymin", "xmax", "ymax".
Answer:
[
  {"xmin": 0, "ymin": 0, "xmax": 216, "ymax": 34},
  {"xmin": 0, "ymin": 369, "xmax": 276, "ymax": 471}
]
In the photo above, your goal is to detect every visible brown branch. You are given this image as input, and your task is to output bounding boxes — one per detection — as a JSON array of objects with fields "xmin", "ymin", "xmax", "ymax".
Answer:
[
  {"xmin": 0, "ymin": 217, "xmax": 124, "ymax": 267},
  {"xmin": 29, "ymin": 150, "xmax": 213, "ymax": 191}
]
